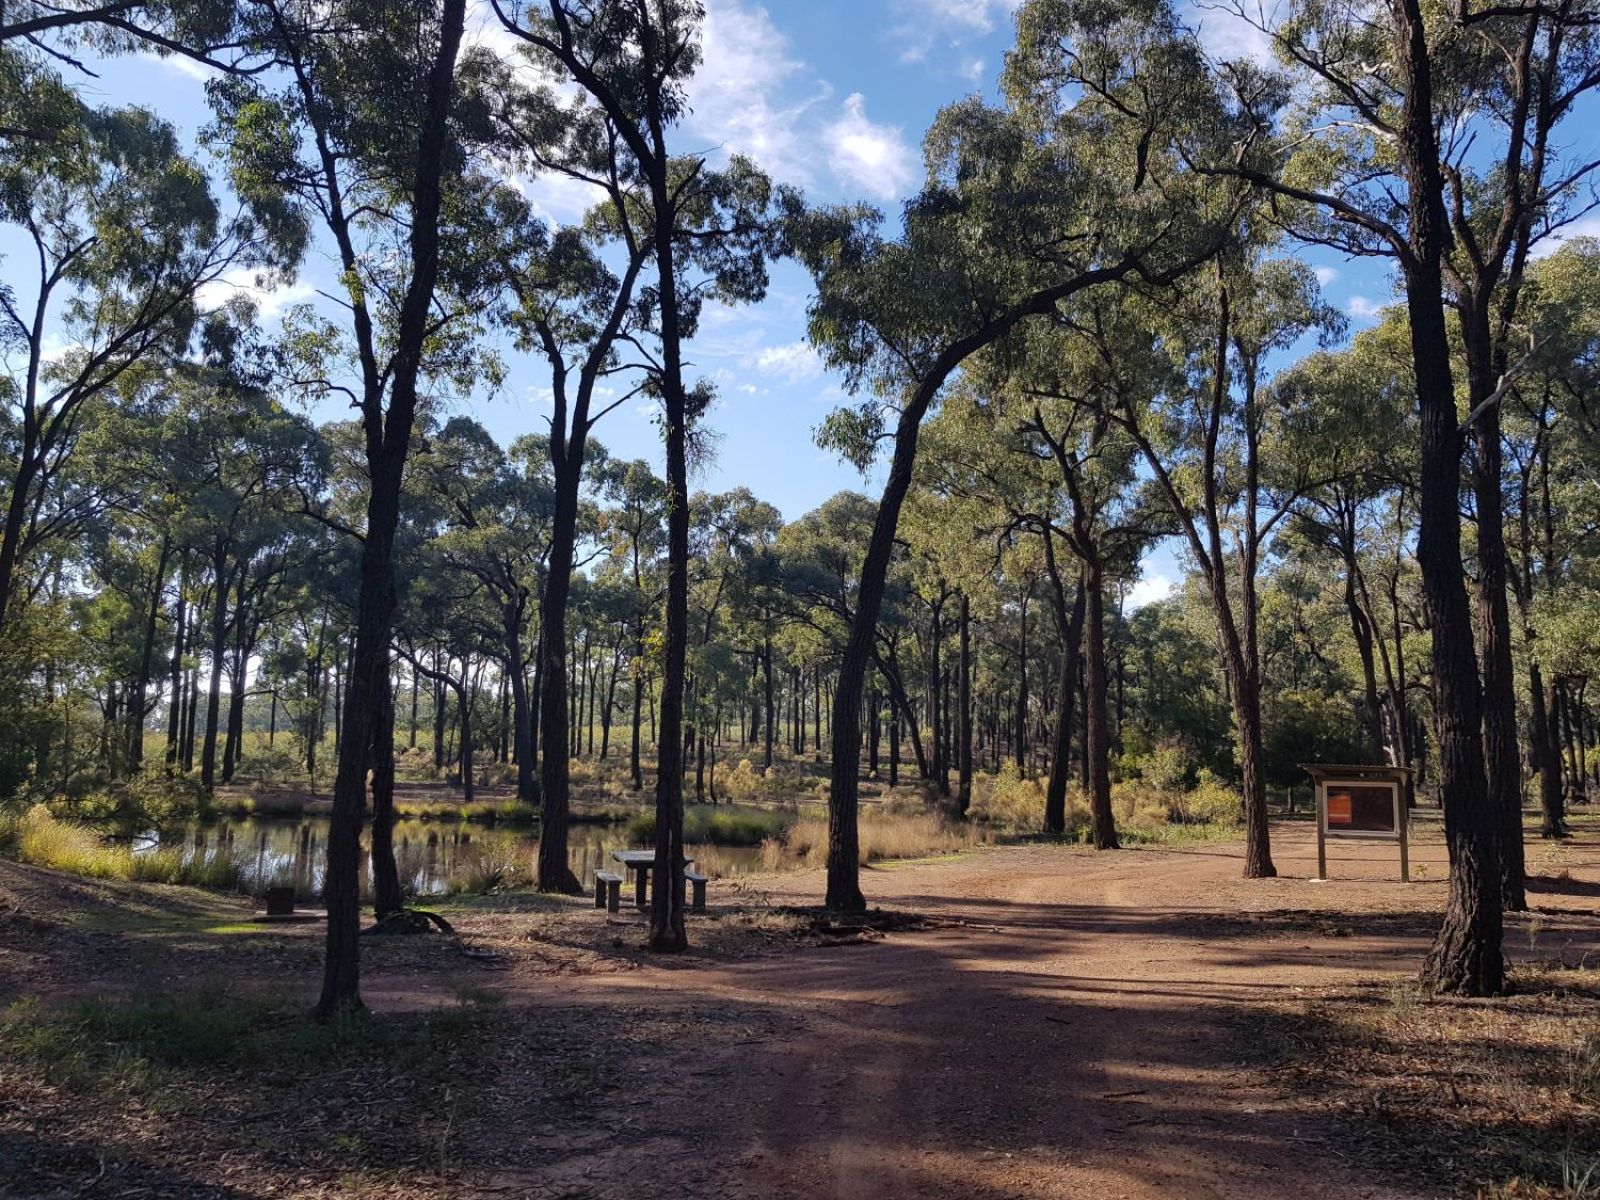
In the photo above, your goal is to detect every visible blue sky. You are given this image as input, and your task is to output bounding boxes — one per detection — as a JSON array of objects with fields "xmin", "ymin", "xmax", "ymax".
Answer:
[{"xmin": 23, "ymin": 0, "xmax": 1419, "ymax": 606}]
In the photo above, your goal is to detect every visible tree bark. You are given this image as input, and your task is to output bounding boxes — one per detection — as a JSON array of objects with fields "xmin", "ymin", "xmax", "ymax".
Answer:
[
  {"xmin": 371, "ymin": 669, "xmax": 403, "ymax": 919},
  {"xmin": 317, "ymin": 0, "xmax": 468, "ymax": 1019},
  {"xmin": 1084, "ymin": 560, "xmax": 1118, "ymax": 850}
]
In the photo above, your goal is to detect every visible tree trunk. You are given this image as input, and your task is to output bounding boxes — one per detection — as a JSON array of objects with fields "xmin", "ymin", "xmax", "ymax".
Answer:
[
  {"xmin": 1530, "ymin": 660, "xmax": 1566, "ymax": 838},
  {"xmin": 164, "ymin": 565, "xmax": 187, "ymax": 772},
  {"xmin": 199, "ymin": 556, "xmax": 228, "ymax": 792},
  {"xmin": 957, "ymin": 593, "xmax": 973, "ymax": 815},
  {"xmin": 317, "ymin": 0, "xmax": 468, "ymax": 1019},
  {"xmin": 1469, "ymin": 398, "xmax": 1527, "ymax": 910},
  {"xmin": 1045, "ymin": 584, "xmax": 1086, "ymax": 836},
  {"xmin": 763, "ymin": 635, "xmax": 775, "ymax": 771},
  {"xmin": 128, "ymin": 535, "xmax": 172, "ymax": 774},
  {"xmin": 1084, "ymin": 561, "xmax": 1118, "ymax": 850},
  {"xmin": 536, "ymin": 455, "xmax": 585, "ymax": 893},
  {"xmin": 1396, "ymin": 84, "xmax": 1503, "ymax": 992},
  {"xmin": 371, "ymin": 669, "xmax": 403, "ymax": 919}
]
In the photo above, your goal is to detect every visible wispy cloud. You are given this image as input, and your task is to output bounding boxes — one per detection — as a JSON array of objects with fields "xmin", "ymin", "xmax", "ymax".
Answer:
[
  {"xmin": 890, "ymin": 0, "xmax": 1022, "ymax": 63},
  {"xmin": 681, "ymin": 0, "xmax": 918, "ymax": 202},
  {"xmin": 1314, "ymin": 265, "xmax": 1340, "ymax": 286},
  {"xmin": 745, "ymin": 340, "xmax": 824, "ymax": 384},
  {"xmin": 1346, "ymin": 295, "xmax": 1384, "ymax": 320},
  {"xmin": 195, "ymin": 268, "xmax": 315, "ymax": 321}
]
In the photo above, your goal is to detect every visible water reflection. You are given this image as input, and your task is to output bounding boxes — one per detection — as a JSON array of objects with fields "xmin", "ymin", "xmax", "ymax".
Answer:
[{"xmin": 135, "ymin": 817, "xmax": 765, "ymax": 901}]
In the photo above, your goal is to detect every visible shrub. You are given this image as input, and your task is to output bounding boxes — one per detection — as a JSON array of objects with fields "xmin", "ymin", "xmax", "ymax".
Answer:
[
  {"xmin": 627, "ymin": 805, "xmax": 790, "ymax": 847},
  {"xmin": 718, "ymin": 759, "xmax": 765, "ymax": 802},
  {"xmin": 1178, "ymin": 771, "xmax": 1243, "ymax": 825},
  {"xmin": 234, "ymin": 743, "xmax": 305, "ymax": 786},
  {"xmin": 968, "ymin": 765, "xmax": 1048, "ymax": 831},
  {"xmin": 445, "ymin": 841, "xmax": 529, "ymax": 895},
  {"xmin": 54, "ymin": 771, "xmax": 209, "ymax": 830}
]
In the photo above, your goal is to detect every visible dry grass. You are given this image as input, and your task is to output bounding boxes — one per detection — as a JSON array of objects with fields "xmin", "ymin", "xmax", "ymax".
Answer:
[
  {"xmin": 1279, "ymin": 965, "xmax": 1600, "ymax": 1198},
  {"xmin": 781, "ymin": 811, "xmax": 985, "ymax": 866}
]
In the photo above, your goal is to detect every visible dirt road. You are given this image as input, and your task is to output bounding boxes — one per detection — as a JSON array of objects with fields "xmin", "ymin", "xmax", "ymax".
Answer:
[{"xmin": 419, "ymin": 821, "xmax": 1597, "ymax": 1200}]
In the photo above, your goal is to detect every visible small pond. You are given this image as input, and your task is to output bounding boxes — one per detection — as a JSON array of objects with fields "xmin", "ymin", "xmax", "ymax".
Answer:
[{"xmin": 132, "ymin": 815, "xmax": 770, "ymax": 902}]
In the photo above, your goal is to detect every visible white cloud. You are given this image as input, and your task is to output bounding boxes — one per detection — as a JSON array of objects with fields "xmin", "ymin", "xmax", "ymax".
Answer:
[
  {"xmin": 523, "ymin": 170, "xmax": 606, "ymax": 225},
  {"xmin": 195, "ymin": 268, "xmax": 315, "ymax": 320},
  {"xmin": 1187, "ymin": 4, "xmax": 1276, "ymax": 66},
  {"xmin": 145, "ymin": 51, "xmax": 215, "ymax": 82},
  {"xmin": 685, "ymin": 0, "xmax": 823, "ymax": 187},
  {"xmin": 1346, "ymin": 295, "xmax": 1384, "ymax": 320},
  {"xmin": 1313, "ymin": 265, "xmax": 1340, "ymax": 286},
  {"xmin": 890, "ymin": 0, "xmax": 1022, "ymax": 63},
  {"xmin": 824, "ymin": 93, "xmax": 918, "ymax": 202},
  {"xmin": 1127, "ymin": 570, "xmax": 1177, "ymax": 610},
  {"xmin": 680, "ymin": 1, "xmax": 918, "ymax": 202},
  {"xmin": 1531, "ymin": 213, "xmax": 1600, "ymax": 259},
  {"xmin": 746, "ymin": 340, "xmax": 823, "ymax": 383}
]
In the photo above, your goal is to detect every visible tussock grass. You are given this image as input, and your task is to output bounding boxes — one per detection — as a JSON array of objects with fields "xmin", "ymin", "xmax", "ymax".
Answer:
[
  {"xmin": 16, "ymin": 805, "xmax": 243, "ymax": 890},
  {"xmin": 627, "ymin": 805, "xmax": 792, "ymax": 847},
  {"xmin": 443, "ymin": 841, "xmax": 532, "ymax": 895},
  {"xmin": 782, "ymin": 811, "xmax": 983, "ymax": 866}
]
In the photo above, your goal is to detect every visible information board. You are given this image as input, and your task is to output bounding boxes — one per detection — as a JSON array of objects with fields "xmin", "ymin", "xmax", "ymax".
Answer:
[
  {"xmin": 1302, "ymin": 766, "xmax": 1411, "ymax": 882},
  {"xmin": 1324, "ymin": 783, "xmax": 1400, "ymax": 836}
]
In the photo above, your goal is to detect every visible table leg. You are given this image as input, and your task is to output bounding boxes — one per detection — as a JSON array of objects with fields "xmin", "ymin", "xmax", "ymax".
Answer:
[{"xmin": 634, "ymin": 867, "xmax": 648, "ymax": 909}]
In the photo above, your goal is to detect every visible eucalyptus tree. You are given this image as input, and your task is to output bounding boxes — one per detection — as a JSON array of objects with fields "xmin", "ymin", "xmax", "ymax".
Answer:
[
  {"xmin": 210, "ymin": 0, "xmax": 495, "ymax": 1014},
  {"xmin": 1018, "ymin": 396, "xmax": 1159, "ymax": 849},
  {"xmin": 0, "ymin": 0, "xmax": 255, "ymax": 65},
  {"xmin": 1277, "ymin": 314, "xmax": 1420, "ymax": 784},
  {"xmin": 486, "ymin": 58, "xmax": 658, "ymax": 889},
  {"xmin": 1504, "ymin": 242, "xmax": 1600, "ymax": 837},
  {"xmin": 687, "ymin": 488, "xmax": 781, "ymax": 784},
  {"xmin": 1059, "ymin": 256, "xmax": 1339, "ymax": 875},
  {"xmin": 597, "ymin": 457, "xmax": 666, "ymax": 790},
  {"xmin": 414, "ymin": 417, "xmax": 554, "ymax": 804},
  {"xmin": 492, "ymin": 0, "xmax": 792, "ymax": 949},
  {"xmin": 777, "ymin": 491, "xmax": 929, "ymax": 781},
  {"xmin": 0, "ymin": 69, "xmax": 294, "ymax": 634},
  {"xmin": 1199, "ymin": 0, "xmax": 1600, "ymax": 992},
  {"xmin": 792, "ymin": 0, "xmax": 1244, "ymax": 911}
]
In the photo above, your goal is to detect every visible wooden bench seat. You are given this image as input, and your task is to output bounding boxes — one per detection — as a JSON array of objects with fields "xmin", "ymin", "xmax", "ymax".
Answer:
[{"xmin": 594, "ymin": 870, "xmax": 624, "ymax": 914}]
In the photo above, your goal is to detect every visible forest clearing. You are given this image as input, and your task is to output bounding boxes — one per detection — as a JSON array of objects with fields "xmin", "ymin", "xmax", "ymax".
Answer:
[
  {"xmin": 5, "ymin": 0, "xmax": 1600, "ymax": 1195},
  {"xmin": 4, "ymin": 816, "xmax": 1599, "ymax": 1199}
]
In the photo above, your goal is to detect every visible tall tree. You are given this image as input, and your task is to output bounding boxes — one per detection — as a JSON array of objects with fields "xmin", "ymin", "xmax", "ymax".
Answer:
[
  {"xmin": 493, "ymin": 0, "xmax": 788, "ymax": 949},
  {"xmin": 213, "ymin": 0, "xmax": 481, "ymax": 1015}
]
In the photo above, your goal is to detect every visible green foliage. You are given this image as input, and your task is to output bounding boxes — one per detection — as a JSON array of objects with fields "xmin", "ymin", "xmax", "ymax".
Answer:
[
  {"xmin": 626, "ymin": 804, "xmax": 792, "ymax": 848},
  {"xmin": 0, "ymin": 987, "xmax": 484, "ymax": 1092},
  {"xmin": 1262, "ymin": 690, "xmax": 1367, "ymax": 787}
]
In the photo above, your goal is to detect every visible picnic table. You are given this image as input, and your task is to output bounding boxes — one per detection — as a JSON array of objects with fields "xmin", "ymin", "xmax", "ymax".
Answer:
[{"xmin": 610, "ymin": 849, "xmax": 695, "ymax": 909}]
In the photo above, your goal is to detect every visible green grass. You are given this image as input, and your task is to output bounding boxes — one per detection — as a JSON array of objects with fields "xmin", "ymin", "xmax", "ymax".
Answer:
[
  {"xmin": 626, "ymin": 804, "xmax": 792, "ymax": 847},
  {"xmin": 0, "ymin": 987, "xmax": 493, "ymax": 1095},
  {"xmin": 16, "ymin": 805, "xmax": 244, "ymax": 890}
]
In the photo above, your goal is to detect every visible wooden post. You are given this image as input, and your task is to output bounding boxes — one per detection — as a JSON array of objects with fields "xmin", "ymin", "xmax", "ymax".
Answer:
[
  {"xmin": 1398, "ymin": 800, "xmax": 1410, "ymax": 883},
  {"xmin": 1315, "ymin": 780, "xmax": 1327, "ymax": 881}
]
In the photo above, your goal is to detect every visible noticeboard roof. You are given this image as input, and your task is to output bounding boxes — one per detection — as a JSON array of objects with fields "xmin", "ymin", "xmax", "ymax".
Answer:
[{"xmin": 1300, "ymin": 763, "xmax": 1413, "ymax": 783}]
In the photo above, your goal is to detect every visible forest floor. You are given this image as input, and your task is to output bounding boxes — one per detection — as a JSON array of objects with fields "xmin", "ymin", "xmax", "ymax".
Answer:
[{"xmin": 3, "ymin": 815, "xmax": 1599, "ymax": 1199}]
